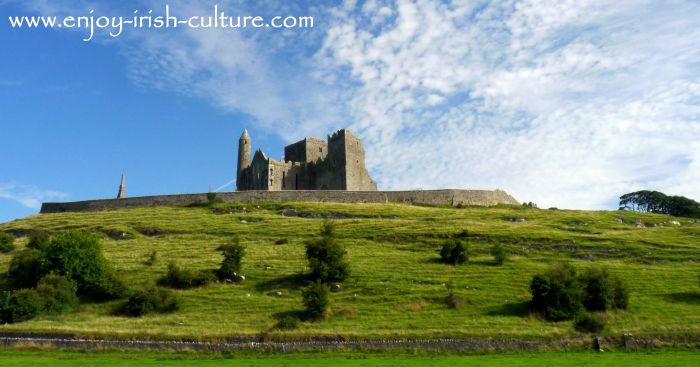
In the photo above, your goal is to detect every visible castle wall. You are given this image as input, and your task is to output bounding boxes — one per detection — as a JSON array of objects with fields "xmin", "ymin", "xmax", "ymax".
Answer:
[
  {"xmin": 284, "ymin": 138, "xmax": 327, "ymax": 163},
  {"xmin": 340, "ymin": 131, "xmax": 377, "ymax": 191},
  {"xmin": 40, "ymin": 189, "xmax": 519, "ymax": 213}
]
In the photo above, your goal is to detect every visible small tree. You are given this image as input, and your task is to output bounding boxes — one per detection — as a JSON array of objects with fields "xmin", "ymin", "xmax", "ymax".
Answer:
[
  {"xmin": 490, "ymin": 244, "xmax": 509, "ymax": 265},
  {"xmin": 302, "ymin": 280, "xmax": 330, "ymax": 320},
  {"xmin": 217, "ymin": 238, "xmax": 245, "ymax": 279},
  {"xmin": 119, "ymin": 286, "xmax": 179, "ymax": 317},
  {"xmin": 8, "ymin": 249, "xmax": 45, "ymax": 289},
  {"xmin": 27, "ymin": 231, "xmax": 51, "ymax": 250},
  {"xmin": 574, "ymin": 312, "xmax": 606, "ymax": 333},
  {"xmin": 36, "ymin": 274, "xmax": 78, "ymax": 314},
  {"xmin": 7, "ymin": 289, "xmax": 43, "ymax": 323},
  {"xmin": 0, "ymin": 232, "xmax": 16, "ymax": 253},
  {"xmin": 158, "ymin": 261, "xmax": 215, "ymax": 289},
  {"xmin": 440, "ymin": 239, "xmax": 468, "ymax": 265},
  {"xmin": 581, "ymin": 267, "xmax": 628, "ymax": 311},
  {"xmin": 530, "ymin": 263, "xmax": 585, "ymax": 321},
  {"xmin": 306, "ymin": 221, "xmax": 349, "ymax": 283}
]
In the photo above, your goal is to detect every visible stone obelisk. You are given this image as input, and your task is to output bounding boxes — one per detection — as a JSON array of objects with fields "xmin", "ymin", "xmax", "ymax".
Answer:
[{"xmin": 117, "ymin": 174, "xmax": 126, "ymax": 199}]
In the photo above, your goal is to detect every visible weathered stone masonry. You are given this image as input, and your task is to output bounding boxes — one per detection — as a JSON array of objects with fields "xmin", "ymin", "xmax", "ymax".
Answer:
[
  {"xmin": 236, "ymin": 128, "xmax": 377, "ymax": 191},
  {"xmin": 40, "ymin": 189, "xmax": 519, "ymax": 213}
]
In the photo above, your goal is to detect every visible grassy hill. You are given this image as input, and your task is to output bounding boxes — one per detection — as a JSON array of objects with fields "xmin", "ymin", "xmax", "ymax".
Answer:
[{"xmin": 0, "ymin": 202, "xmax": 699, "ymax": 341}]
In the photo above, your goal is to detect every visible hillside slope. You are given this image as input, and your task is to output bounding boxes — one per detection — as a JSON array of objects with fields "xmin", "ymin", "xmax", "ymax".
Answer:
[{"xmin": 1, "ymin": 202, "xmax": 699, "ymax": 341}]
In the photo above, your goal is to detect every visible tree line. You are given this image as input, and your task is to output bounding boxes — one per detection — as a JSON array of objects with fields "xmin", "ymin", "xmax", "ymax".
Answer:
[{"xmin": 619, "ymin": 190, "xmax": 700, "ymax": 218}]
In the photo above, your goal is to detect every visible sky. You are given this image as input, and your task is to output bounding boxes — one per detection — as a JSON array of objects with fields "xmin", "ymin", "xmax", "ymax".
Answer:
[{"xmin": 1, "ymin": 0, "xmax": 699, "ymax": 222}]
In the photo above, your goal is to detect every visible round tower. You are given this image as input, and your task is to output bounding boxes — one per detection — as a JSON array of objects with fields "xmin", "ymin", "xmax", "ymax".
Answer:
[{"xmin": 237, "ymin": 129, "xmax": 251, "ymax": 191}]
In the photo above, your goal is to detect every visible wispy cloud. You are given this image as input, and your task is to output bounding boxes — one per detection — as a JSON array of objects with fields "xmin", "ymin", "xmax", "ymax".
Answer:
[
  {"xmin": 0, "ymin": 183, "xmax": 69, "ymax": 210},
  {"xmin": 11, "ymin": 0, "xmax": 700, "ymax": 209}
]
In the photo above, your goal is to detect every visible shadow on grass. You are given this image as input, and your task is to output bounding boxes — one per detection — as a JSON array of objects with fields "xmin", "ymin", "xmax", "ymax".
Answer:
[
  {"xmin": 485, "ymin": 300, "xmax": 531, "ymax": 317},
  {"xmin": 255, "ymin": 273, "xmax": 310, "ymax": 292},
  {"xmin": 664, "ymin": 292, "xmax": 700, "ymax": 304}
]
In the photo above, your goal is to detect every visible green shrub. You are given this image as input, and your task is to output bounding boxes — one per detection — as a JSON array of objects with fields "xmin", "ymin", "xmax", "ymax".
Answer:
[
  {"xmin": 612, "ymin": 276, "xmax": 629, "ymax": 310},
  {"xmin": 490, "ymin": 244, "xmax": 509, "ymax": 265},
  {"xmin": 0, "ymin": 291, "xmax": 10, "ymax": 323},
  {"xmin": 580, "ymin": 267, "xmax": 629, "ymax": 311},
  {"xmin": 158, "ymin": 261, "xmax": 215, "ymax": 289},
  {"xmin": 574, "ymin": 312, "xmax": 606, "ymax": 333},
  {"xmin": 82, "ymin": 270, "xmax": 128, "ymax": 301},
  {"xmin": 217, "ymin": 239, "xmax": 245, "ymax": 279},
  {"xmin": 306, "ymin": 221, "xmax": 349, "ymax": 283},
  {"xmin": 531, "ymin": 264, "xmax": 631, "ymax": 321},
  {"xmin": 8, "ymin": 231, "xmax": 126, "ymax": 301},
  {"xmin": 27, "ymin": 231, "xmax": 51, "ymax": 250},
  {"xmin": 0, "ymin": 232, "xmax": 16, "ymax": 253},
  {"xmin": 302, "ymin": 280, "xmax": 331, "ymax": 320},
  {"xmin": 440, "ymin": 239, "xmax": 468, "ymax": 265},
  {"xmin": 530, "ymin": 263, "xmax": 585, "ymax": 321},
  {"xmin": 119, "ymin": 286, "xmax": 179, "ymax": 317},
  {"xmin": 41, "ymin": 231, "xmax": 111, "ymax": 296},
  {"xmin": 275, "ymin": 315, "xmax": 301, "ymax": 330},
  {"xmin": 8, "ymin": 249, "xmax": 45, "ymax": 289},
  {"xmin": 36, "ymin": 274, "xmax": 78, "ymax": 314},
  {"xmin": 7, "ymin": 289, "xmax": 43, "ymax": 323}
]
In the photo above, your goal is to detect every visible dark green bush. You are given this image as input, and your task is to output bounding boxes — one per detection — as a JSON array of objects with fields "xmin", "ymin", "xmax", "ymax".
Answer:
[
  {"xmin": 611, "ymin": 276, "xmax": 629, "ymax": 310},
  {"xmin": 580, "ymin": 268, "xmax": 628, "ymax": 311},
  {"xmin": 36, "ymin": 274, "xmax": 78, "ymax": 314},
  {"xmin": 0, "ymin": 232, "xmax": 16, "ymax": 253},
  {"xmin": 8, "ymin": 249, "xmax": 45, "ymax": 289},
  {"xmin": 275, "ymin": 315, "xmax": 301, "ymax": 330},
  {"xmin": 531, "ymin": 264, "xmax": 630, "ymax": 321},
  {"xmin": 41, "ymin": 231, "xmax": 110, "ymax": 295},
  {"xmin": 27, "ymin": 231, "xmax": 51, "ymax": 250},
  {"xmin": 82, "ymin": 270, "xmax": 128, "ymax": 301},
  {"xmin": 217, "ymin": 239, "xmax": 245, "ymax": 279},
  {"xmin": 440, "ymin": 239, "xmax": 468, "ymax": 265},
  {"xmin": 306, "ymin": 221, "xmax": 349, "ymax": 283},
  {"xmin": 7, "ymin": 289, "xmax": 43, "ymax": 323},
  {"xmin": 574, "ymin": 312, "xmax": 606, "ymax": 333},
  {"xmin": 530, "ymin": 263, "xmax": 585, "ymax": 321},
  {"xmin": 119, "ymin": 286, "xmax": 179, "ymax": 317},
  {"xmin": 158, "ymin": 261, "xmax": 215, "ymax": 289},
  {"xmin": 0, "ymin": 292, "xmax": 10, "ymax": 323},
  {"xmin": 490, "ymin": 244, "xmax": 509, "ymax": 265},
  {"xmin": 302, "ymin": 280, "xmax": 330, "ymax": 320}
]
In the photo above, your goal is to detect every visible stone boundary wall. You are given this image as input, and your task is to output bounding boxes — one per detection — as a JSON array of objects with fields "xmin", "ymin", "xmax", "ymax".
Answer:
[
  {"xmin": 40, "ymin": 189, "xmax": 519, "ymax": 214},
  {"xmin": 0, "ymin": 333, "xmax": 690, "ymax": 352}
]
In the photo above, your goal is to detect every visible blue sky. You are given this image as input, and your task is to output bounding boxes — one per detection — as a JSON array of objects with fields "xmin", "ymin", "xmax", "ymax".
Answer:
[{"xmin": 1, "ymin": 0, "xmax": 699, "ymax": 222}]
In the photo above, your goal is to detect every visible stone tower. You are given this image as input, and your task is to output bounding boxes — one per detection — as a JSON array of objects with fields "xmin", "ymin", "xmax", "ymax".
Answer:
[
  {"xmin": 237, "ymin": 129, "xmax": 251, "ymax": 191},
  {"xmin": 236, "ymin": 128, "xmax": 377, "ymax": 192},
  {"xmin": 117, "ymin": 174, "xmax": 126, "ymax": 199}
]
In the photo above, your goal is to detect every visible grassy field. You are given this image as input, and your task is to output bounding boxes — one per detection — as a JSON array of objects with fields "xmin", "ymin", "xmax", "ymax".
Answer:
[
  {"xmin": 1, "ymin": 349, "xmax": 699, "ymax": 367},
  {"xmin": 0, "ymin": 202, "xmax": 699, "ymax": 340}
]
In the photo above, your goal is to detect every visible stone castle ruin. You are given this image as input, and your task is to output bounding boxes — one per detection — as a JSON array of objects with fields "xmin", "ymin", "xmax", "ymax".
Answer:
[
  {"xmin": 236, "ymin": 129, "xmax": 377, "ymax": 191},
  {"xmin": 40, "ymin": 128, "xmax": 520, "ymax": 213}
]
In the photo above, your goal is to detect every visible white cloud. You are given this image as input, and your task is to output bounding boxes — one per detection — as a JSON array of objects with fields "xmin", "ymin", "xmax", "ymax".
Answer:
[
  {"xmin": 0, "ymin": 183, "xmax": 68, "ymax": 210},
  {"xmin": 316, "ymin": 0, "xmax": 700, "ymax": 209},
  {"xmin": 12, "ymin": 0, "xmax": 700, "ymax": 209}
]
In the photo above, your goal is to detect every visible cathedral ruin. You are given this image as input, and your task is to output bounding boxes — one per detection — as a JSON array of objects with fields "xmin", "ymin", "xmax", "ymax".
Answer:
[{"xmin": 236, "ymin": 129, "xmax": 377, "ymax": 191}]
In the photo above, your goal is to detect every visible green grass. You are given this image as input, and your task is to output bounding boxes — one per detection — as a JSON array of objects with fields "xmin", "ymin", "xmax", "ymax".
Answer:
[
  {"xmin": 1, "ymin": 350, "xmax": 699, "ymax": 367},
  {"xmin": 0, "ymin": 202, "xmax": 699, "ymax": 340}
]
